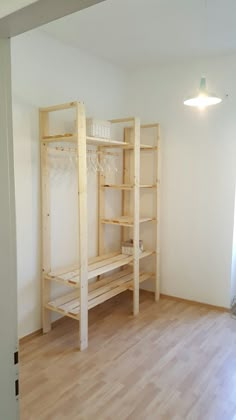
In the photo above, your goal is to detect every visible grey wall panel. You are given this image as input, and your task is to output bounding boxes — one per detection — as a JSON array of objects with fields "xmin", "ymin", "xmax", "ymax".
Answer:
[{"xmin": 0, "ymin": 0, "xmax": 105, "ymax": 37}]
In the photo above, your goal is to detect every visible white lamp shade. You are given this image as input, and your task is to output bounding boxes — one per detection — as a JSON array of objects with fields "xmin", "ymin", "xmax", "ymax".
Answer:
[{"xmin": 184, "ymin": 77, "xmax": 222, "ymax": 108}]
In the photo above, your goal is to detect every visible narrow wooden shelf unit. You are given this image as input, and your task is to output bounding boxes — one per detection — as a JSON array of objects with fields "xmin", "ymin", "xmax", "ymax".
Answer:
[{"xmin": 40, "ymin": 101, "xmax": 161, "ymax": 351}]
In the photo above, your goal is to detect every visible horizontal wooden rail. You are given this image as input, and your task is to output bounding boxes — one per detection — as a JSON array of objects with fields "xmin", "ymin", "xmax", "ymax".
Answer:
[{"xmin": 39, "ymin": 102, "xmax": 78, "ymax": 112}]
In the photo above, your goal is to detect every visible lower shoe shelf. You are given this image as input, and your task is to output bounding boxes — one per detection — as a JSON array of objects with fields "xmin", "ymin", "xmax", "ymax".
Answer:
[
  {"xmin": 46, "ymin": 250, "xmax": 154, "ymax": 288},
  {"xmin": 45, "ymin": 269, "xmax": 153, "ymax": 320}
]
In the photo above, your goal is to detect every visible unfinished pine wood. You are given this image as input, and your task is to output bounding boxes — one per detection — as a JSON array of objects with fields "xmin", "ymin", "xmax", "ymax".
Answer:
[
  {"xmin": 138, "ymin": 124, "xmax": 161, "ymax": 302},
  {"xmin": 39, "ymin": 101, "xmax": 77, "ymax": 112},
  {"xmin": 156, "ymin": 123, "xmax": 161, "ymax": 301},
  {"xmin": 109, "ymin": 117, "xmax": 135, "ymax": 123},
  {"xmin": 140, "ymin": 123, "xmax": 161, "ymax": 301},
  {"xmin": 103, "ymin": 142, "xmax": 155, "ymax": 149},
  {"xmin": 47, "ymin": 272, "xmax": 152, "ymax": 319},
  {"xmin": 120, "ymin": 122, "xmax": 160, "ymax": 313},
  {"xmin": 98, "ymin": 146, "xmax": 105, "ymax": 256},
  {"xmin": 39, "ymin": 101, "xmax": 161, "ymax": 351},
  {"xmin": 124, "ymin": 143, "xmax": 157, "ymax": 150},
  {"xmin": 42, "ymin": 134, "xmax": 128, "ymax": 147},
  {"xmin": 45, "ymin": 290, "xmax": 80, "ymax": 321},
  {"xmin": 40, "ymin": 110, "xmax": 51, "ymax": 333},
  {"xmin": 102, "ymin": 184, "xmax": 156, "ymax": 190},
  {"xmin": 133, "ymin": 117, "xmax": 140, "ymax": 316},
  {"xmin": 20, "ymin": 294, "xmax": 236, "ymax": 420},
  {"xmin": 76, "ymin": 102, "xmax": 88, "ymax": 351},
  {"xmin": 46, "ymin": 251, "xmax": 154, "ymax": 288},
  {"xmin": 48, "ymin": 251, "xmax": 119, "ymax": 278},
  {"xmin": 101, "ymin": 216, "xmax": 155, "ymax": 227},
  {"xmin": 141, "ymin": 123, "xmax": 161, "ymax": 128},
  {"xmin": 42, "ymin": 134, "xmax": 76, "ymax": 142},
  {"xmin": 122, "ymin": 128, "xmax": 131, "ymax": 243},
  {"xmin": 86, "ymin": 136, "xmax": 127, "ymax": 147}
]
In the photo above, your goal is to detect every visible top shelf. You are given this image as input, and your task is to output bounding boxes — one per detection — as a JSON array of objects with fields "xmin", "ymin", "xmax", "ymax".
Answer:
[
  {"xmin": 41, "ymin": 134, "xmax": 156, "ymax": 149},
  {"xmin": 41, "ymin": 134, "xmax": 128, "ymax": 147}
]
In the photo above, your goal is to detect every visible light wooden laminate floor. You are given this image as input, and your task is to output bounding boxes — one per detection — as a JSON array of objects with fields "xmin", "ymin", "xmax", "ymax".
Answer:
[{"xmin": 20, "ymin": 292, "xmax": 236, "ymax": 420}]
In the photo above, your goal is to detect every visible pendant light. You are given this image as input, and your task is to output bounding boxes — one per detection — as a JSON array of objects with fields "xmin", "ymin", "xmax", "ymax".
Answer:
[
  {"xmin": 183, "ymin": 0, "xmax": 222, "ymax": 109},
  {"xmin": 184, "ymin": 76, "xmax": 222, "ymax": 108}
]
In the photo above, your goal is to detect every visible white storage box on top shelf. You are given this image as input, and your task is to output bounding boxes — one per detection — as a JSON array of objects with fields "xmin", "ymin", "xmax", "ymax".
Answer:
[{"xmin": 86, "ymin": 118, "xmax": 111, "ymax": 139}]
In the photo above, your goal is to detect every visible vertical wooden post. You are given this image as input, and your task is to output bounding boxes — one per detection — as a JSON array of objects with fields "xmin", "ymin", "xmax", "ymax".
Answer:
[
  {"xmin": 155, "ymin": 124, "xmax": 161, "ymax": 301},
  {"xmin": 40, "ymin": 110, "xmax": 52, "ymax": 333},
  {"xmin": 76, "ymin": 102, "xmax": 88, "ymax": 351},
  {"xmin": 122, "ymin": 128, "xmax": 131, "ymax": 242},
  {"xmin": 133, "ymin": 118, "xmax": 140, "ymax": 315},
  {"xmin": 98, "ymin": 146, "xmax": 105, "ymax": 255}
]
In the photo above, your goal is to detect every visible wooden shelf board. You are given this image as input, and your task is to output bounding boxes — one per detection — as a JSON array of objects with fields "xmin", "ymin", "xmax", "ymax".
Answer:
[
  {"xmin": 102, "ymin": 184, "xmax": 156, "ymax": 190},
  {"xmin": 39, "ymin": 102, "xmax": 77, "ymax": 113},
  {"xmin": 130, "ymin": 249, "xmax": 155, "ymax": 261},
  {"xmin": 105, "ymin": 144, "xmax": 156, "ymax": 150},
  {"xmin": 129, "ymin": 273, "xmax": 155, "ymax": 290},
  {"xmin": 46, "ymin": 270, "xmax": 153, "ymax": 317},
  {"xmin": 141, "ymin": 123, "xmax": 159, "ymax": 129},
  {"xmin": 41, "ymin": 134, "xmax": 128, "ymax": 147},
  {"xmin": 47, "ymin": 253, "xmax": 132, "ymax": 285},
  {"xmin": 101, "ymin": 216, "xmax": 156, "ymax": 227},
  {"xmin": 48, "ymin": 251, "xmax": 120, "ymax": 279},
  {"xmin": 124, "ymin": 144, "xmax": 157, "ymax": 150},
  {"xmin": 45, "ymin": 303, "xmax": 80, "ymax": 321},
  {"xmin": 41, "ymin": 134, "xmax": 156, "ymax": 150},
  {"xmin": 109, "ymin": 117, "xmax": 135, "ymax": 124},
  {"xmin": 46, "ymin": 251, "xmax": 154, "ymax": 288},
  {"xmin": 42, "ymin": 134, "xmax": 76, "ymax": 142},
  {"xmin": 86, "ymin": 136, "xmax": 128, "ymax": 147}
]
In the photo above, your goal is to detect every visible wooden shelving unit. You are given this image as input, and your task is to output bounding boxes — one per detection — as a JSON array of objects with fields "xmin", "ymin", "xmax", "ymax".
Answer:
[{"xmin": 40, "ymin": 101, "xmax": 161, "ymax": 350}]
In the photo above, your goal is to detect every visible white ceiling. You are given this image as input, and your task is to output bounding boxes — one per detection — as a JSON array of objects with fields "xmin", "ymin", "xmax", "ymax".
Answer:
[
  {"xmin": 42, "ymin": 0, "xmax": 236, "ymax": 67},
  {"xmin": 0, "ymin": 0, "xmax": 38, "ymax": 18}
]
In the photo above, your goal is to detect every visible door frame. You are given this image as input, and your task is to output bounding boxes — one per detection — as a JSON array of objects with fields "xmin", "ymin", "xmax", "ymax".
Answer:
[{"xmin": 0, "ymin": 1, "xmax": 105, "ymax": 419}]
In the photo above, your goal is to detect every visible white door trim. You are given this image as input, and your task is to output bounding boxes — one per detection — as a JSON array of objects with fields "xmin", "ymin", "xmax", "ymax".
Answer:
[{"xmin": 0, "ymin": 2, "xmax": 104, "ymax": 418}]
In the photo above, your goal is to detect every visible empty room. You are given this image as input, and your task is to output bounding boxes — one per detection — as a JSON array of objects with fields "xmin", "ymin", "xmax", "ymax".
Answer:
[{"xmin": 0, "ymin": 0, "xmax": 236, "ymax": 419}]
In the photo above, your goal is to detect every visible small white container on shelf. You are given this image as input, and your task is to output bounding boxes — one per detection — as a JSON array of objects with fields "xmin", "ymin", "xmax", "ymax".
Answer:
[
  {"xmin": 122, "ymin": 239, "xmax": 144, "ymax": 256},
  {"xmin": 86, "ymin": 118, "xmax": 111, "ymax": 139}
]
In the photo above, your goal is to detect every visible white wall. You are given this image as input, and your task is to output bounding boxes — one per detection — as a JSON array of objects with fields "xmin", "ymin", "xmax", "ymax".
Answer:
[
  {"xmin": 13, "ymin": 29, "xmax": 236, "ymax": 338},
  {"xmin": 127, "ymin": 56, "xmax": 236, "ymax": 308},
  {"xmin": 12, "ymin": 29, "xmax": 128, "ymax": 338}
]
